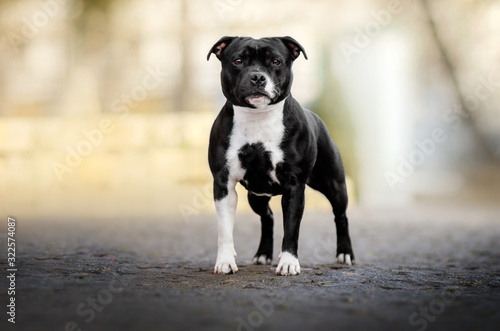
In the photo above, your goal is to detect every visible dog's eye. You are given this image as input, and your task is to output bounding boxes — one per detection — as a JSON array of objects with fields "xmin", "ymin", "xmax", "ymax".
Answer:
[
  {"xmin": 272, "ymin": 59, "xmax": 281, "ymax": 66},
  {"xmin": 233, "ymin": 58, "xmax": 243, "ymax": 65}
]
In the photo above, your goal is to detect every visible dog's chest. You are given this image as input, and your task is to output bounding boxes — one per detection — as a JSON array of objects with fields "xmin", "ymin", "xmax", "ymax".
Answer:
[{"xmin": 226, "ymin": 105, "xmax": 285, "ymax": 195}]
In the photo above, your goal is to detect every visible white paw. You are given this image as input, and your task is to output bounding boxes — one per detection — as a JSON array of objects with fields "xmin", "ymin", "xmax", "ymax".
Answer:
[
  {"xmin": 253, "ymin": 255, "xmax": 272, "ymax": 265},
  {"xmin": 336, "ymin": 253, "xmax": 353, "ymax": 265},
  {"xmin": 214, "ymin": 249, "xmax": 238, "ymax": 274},
  {"xmin": 276, "ymin": 252, "xmax": 300, "ymax": 276}
]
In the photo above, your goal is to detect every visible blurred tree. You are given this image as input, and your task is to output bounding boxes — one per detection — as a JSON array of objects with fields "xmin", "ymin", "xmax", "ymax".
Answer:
[
  {"xmin": 72, "ymin": 0, "xmax": 116, "ymax": 29},
  {"xmin": 421, "ymin": 0, "xmax": 498, "ymax": 162},
  {"xmin": 62, "ymin": 0, "xmax": 118, "ymax": 115},
  {"xmin": 175, "ymin": 0, "xmax": 192, "ymax": 112}
]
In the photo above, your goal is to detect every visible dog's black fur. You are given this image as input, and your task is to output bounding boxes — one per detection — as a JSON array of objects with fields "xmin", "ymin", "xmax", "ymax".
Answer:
[{"xmin": 207, "ymin": 36, "xmax": 354, "ymax": 275}]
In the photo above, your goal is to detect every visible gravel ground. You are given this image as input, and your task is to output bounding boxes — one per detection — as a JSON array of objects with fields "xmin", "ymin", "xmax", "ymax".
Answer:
[{"xmin": 1, "ymin": 204, "xmax": 500, "ymax": 331}]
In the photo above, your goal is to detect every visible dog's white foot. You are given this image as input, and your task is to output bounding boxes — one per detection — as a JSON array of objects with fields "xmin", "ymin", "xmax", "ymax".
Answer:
[
  {"xmin": 336, "ymin": 253, "xmax": 353, "ymax": 265},
  {"xmin": 253, "ymin": 255, "xmax": 272, "ymax": 265},
  {"xmin": 276, "ymin": 252, "xmax": 300, "ymax": 276},
  {"xmin": 214, "ymin": 249, "xmax": 238, "ymax": 274}
]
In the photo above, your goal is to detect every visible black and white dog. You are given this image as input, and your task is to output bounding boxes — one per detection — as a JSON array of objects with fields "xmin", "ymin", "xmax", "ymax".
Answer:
[{"xmin": 207, "ymin": 36, "xmax": 354, "ymax": 276}]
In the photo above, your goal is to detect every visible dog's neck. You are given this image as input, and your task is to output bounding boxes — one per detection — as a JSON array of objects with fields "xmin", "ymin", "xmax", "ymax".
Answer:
[{"xmin": 232, "ymin": 98, "xmax": 286, "ymax": 118}]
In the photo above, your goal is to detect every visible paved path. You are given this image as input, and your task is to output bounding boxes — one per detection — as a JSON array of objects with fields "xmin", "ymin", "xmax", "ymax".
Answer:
[{"xmin": 1, "ymin": 205, "xmax": 500, "ymax": 331}]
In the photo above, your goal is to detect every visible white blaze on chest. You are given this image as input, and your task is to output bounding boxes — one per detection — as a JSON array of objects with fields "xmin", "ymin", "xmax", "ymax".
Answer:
[{"xmin": 226, "ymin": 100, "xmax": 285, "ymax": 184}]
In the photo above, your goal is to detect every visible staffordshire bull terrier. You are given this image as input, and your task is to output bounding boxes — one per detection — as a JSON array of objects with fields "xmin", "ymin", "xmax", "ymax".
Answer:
[{"xmin": 207, "ymin": 36, "xmax": 354, "ymax": 276}]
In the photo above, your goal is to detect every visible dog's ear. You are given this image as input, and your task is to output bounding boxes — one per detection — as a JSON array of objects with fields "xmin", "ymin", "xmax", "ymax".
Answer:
[
  {"xmin": 207, "ymin": 36, "xmax": 237, "ymax": 61},
  {"xmin": 280, "ymin": 36, "xmax": 308, "ymax": 61}
]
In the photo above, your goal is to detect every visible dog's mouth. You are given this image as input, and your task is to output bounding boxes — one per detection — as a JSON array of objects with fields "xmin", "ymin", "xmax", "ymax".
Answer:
[{"xmin": 245, "ymin": 93, "xmax": 271, "ymax": 107}]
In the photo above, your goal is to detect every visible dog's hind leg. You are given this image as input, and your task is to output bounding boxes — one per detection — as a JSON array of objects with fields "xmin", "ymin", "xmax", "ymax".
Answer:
[
  {"xmin": 309, "ymin": 176, "xmax": 354, "ymax": 265},
  {"xmin": 248, "ymin": 193, "xmax": 274, "ymax": 265}
]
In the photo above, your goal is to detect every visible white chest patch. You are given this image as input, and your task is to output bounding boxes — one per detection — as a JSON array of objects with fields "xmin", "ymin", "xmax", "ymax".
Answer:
[{"xmin": 225, "ymin": 99, "xmax": 286, "ymax": 188}]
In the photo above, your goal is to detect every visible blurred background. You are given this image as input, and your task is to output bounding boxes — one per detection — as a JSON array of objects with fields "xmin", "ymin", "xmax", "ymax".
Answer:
[{"xmin": 1, "ymin": 0, "xmax": 499, "ymax": 220}]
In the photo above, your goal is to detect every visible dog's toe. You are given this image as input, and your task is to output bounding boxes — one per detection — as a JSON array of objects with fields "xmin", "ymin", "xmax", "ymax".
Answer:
[
  {"xmin": 214, "ymin": 250, "xmax": 238, "ymax": 274},
  {"xmin": 336, "ymin": 253, "xmax": 354, "ymax": 265},
  {"xmin": 214, "ymin": 261, "xmax": 238, "ymax": 274},
  {"xmin": 276, "ymin": 252, "xmax": 300, "ymax": 276},
  {"xmin": 253, "ymin": 255, "xmax": 272, "ymax": 265}
]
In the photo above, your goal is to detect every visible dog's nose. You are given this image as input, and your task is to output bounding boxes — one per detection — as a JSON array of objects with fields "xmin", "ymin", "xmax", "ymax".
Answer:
[{"xmin": 250, "ymin": 73, "xmax": 267, "ymax": 86}]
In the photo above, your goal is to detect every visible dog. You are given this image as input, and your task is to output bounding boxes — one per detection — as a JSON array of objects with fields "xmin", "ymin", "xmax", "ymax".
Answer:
[{"xmin": 207, "ymin": 36, "xmax": 354, "ymax": 276}]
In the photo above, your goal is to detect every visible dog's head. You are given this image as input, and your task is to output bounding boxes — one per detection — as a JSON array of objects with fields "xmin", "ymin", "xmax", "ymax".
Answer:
[{"xmin": 208, "ymin": 36, "xmax": 307, "ymax": 109}]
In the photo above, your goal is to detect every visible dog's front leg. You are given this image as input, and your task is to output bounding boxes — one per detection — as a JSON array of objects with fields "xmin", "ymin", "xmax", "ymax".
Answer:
[
  {"xmin": 214, "ymin": 179, "xmax": 238, "ymax": 274},
  {"xmin": 276, "ymin": 183, "xmax": 305, "ymax": 276}
]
